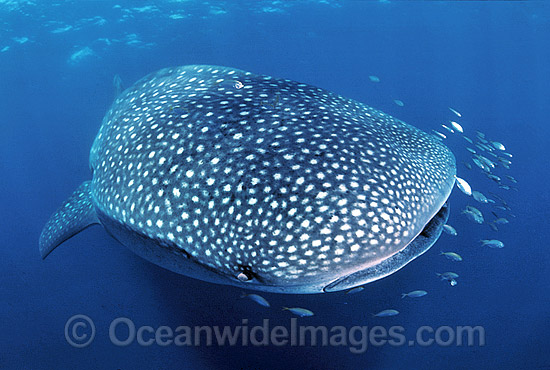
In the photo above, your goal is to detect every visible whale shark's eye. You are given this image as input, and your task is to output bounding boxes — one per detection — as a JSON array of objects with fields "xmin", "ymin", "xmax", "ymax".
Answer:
[
  {"xmin": 237, "ymin": 272, "xmax": 251, "ymax": 282},
  {"xmin": 236, "ymin": 264, "xmax": 262, "ymax": 283}
]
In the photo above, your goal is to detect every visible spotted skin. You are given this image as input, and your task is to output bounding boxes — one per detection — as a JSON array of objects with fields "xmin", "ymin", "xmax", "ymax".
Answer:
[{"xmin": 41, "ymin": 65, "xmax": 456, "ymax": 293}]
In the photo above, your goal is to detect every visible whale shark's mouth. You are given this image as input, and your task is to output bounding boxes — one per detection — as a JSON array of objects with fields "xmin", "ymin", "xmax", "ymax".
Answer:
[{"xmin": 323, "ymin": 202, "xmax": 450, "ymax": 292}]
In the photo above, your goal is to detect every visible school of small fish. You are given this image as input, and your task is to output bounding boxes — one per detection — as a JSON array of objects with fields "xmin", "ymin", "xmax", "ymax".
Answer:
[{"xmin": 431, "ymin": 106, "xmax": 514, "ymax": 291}]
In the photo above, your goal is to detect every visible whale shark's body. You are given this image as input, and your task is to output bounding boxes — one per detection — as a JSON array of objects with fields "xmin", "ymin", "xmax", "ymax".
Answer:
[{"xmin": 40, "ymin": 65, "xmax": 456, "ymax": 293}]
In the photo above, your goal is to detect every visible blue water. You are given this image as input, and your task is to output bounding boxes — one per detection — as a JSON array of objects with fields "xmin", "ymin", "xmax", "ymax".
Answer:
[{"xmin": 1, "ymin": 1, "xmax": 549, "ymax": 369}]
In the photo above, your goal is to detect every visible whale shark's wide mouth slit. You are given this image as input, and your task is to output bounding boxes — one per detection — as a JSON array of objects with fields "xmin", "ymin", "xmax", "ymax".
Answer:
[{"xmin": 323, "ymin": 202, "xmax": 450, "ymax": 293}]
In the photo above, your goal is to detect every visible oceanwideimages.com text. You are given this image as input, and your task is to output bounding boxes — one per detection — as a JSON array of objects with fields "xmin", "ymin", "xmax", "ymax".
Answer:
[{"xmin": 65, "ymin": 315, "xmax": 485, "ymax": 354}]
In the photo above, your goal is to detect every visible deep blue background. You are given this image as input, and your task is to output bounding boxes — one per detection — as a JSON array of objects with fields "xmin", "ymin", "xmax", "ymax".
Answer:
[{"xmin": 1, "ymin": 1, "xmax": 549, "ymax": 369}]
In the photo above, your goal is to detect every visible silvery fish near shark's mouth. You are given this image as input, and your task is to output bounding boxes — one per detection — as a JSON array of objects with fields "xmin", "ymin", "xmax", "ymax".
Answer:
[{"xmin": 39, "ymin": 65, "xmax": 457, "ymax": 294}]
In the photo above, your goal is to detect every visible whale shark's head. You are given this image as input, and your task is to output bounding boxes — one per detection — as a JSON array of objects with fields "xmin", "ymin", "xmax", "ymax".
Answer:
[{"xmin": 42, "ymin": 65, "xmax": 456, "ymax": 293}]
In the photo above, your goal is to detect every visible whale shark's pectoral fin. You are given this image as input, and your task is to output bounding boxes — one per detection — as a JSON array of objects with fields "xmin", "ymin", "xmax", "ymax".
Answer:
[{"xmin": 39, "ymin": 181, "xmax": 99, "ymax": 259}]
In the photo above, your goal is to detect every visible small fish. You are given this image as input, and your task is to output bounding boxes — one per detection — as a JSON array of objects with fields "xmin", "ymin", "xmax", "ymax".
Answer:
[
  {"xmin": 500, "ymin": 203, "xmax": 512, "ymax": 211},
  {"xmin": 477, "ymin": 136, "xmax": 489, "ymax": 144},
  {"xmin": 500, "ymin": 161, "xmax": 511, "ymax": 170},
  {"xmin": 489, "ymin": 192, "xmax": 507, "ymax": 203},
  {"xmin": 476, "ymin": 130, "xmax": 486, "ymax": 138},
  {"xmin": 401, "ymin": 290, "xmax": 427, "ymax": 298},
  {"xmin": 449, "ymin": 107, "xmax": 462, "ymax": 117},
  {"xmin": 347, "ymin": 286, "xmax": 364, "ymax": 294},
  {"xmin": 488, "ymin": 222, "xmax": 499, "ymax": 232},
  {"xmin": 505, "ymin": 175, "xmax": 518, "ymax": 184},
  {"xmin": 472, "ymin": 191, "xmax": 489, "ymax": 204},
  {"xmin": 441, "ymin": 124, "xmax": 454, "ymax": 133},
  {"xmin": 437, "ymin": 272, "xmax": 459, "ymax": 280},
  {"xmin": 436, "ymin": 272, "xmax": 458, "ymax": 286},
  {"xmin": 476, "ymin": 158, "xmax": 493, "ymax": 172},
  {"xmin": 463, "ymin": 136, "xmax": 474, "ymax": 144},
  {"xmin": 499, "ymin": 184, "xmax": 512, "ymax": 191},
  {"xmin": 482, "ymin": 143, "xmax": 495, "ymax": 152},
  {"xmin": 493, "ymin": 205, "xmax": 510, "ymax": 212},
  {"xmin": 477, "ymin": 155, "xmax": 496, "ymax": 169},
  {"xmin": 242, "ymin": 293, "xmax": 270, "ymax": 307},
  {"xmin": 491, "ymin": 141, "xmax": 506, "ymax": 151},
  {"xmin": 466, "ymin": 205, "xmax": 483, "ymax": 219},
  {"xmin": 475, "ymin": 144, "xmax": 488, "ymax": 153},
  {"xmin": 213, "ymin": 79, "xmax": 244, "ymax": 90},
  {"xmin": 478, "ymin": 142, "xmax": 493, "ymax": 151},
  {"xmin": 437, "ymin": 272, "xmax": 459, "ymax": 286},
  {"xmin": 373, "ymin": 309, "xmax": 399, "ymax": 317},
  {"xmin": 441, "ymin": 252, "xmax": 463, "ymax": 261},
  {"xmin": 497, "ymin": 157, "xmax": 512, "ymax": 166},
  {"xmin": 394, "ymin": 99, "xmax": 404, "ymax": 107},
  {"xmin": 466, "ymin": 147, "xmax": 477, "ymax": 154},
  {"xmin": 450, "ymin": 121, "xmax": 463, "ymax": 133},
  {"xmin": 463, "ymin": 161, "xmax": 472, "ymax": 170},
  {"xmin": 455, "ymin": 176, "xmax": 472, "ymax": 196},
  {"xmin": 501, "ymin": 152, "xmax": 513, "ymax": 158},
  {"xmin": 432, "ymin": 130, "xmax": 447, "ymax": 140},
  {"xmin": 369, "ymin": 75, "xmax": 380, "ymax": 82},
  {"xmin": 472, "ymin": 158, "xmax": 490, "ymax": 172},
  {"xmin": 283, "ymin": 307, "xmax": 314, "ymax": 317},
  {"xmin": 494, "ymin": 217, "xmax": 509, "ymax": 225},
  {"xmin": 480, "ymin": 239, "xmax": 504, "ymax": 248},
  {"xmin": 442, "ymin": 224, "xmax": 457, "ymax": 236},
  {"xmin": 462, "ymin": 208, "xmax": 484, "ymax": 224},
  {"xmin": 485, "ymin": 173, "xmax": 501, "ymax": 183}
]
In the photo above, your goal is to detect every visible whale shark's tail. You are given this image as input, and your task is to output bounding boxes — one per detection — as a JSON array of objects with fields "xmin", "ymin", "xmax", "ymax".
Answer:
[{"xmin": 39, "ymin": 181, "xmax": 99, "ymax": 259}]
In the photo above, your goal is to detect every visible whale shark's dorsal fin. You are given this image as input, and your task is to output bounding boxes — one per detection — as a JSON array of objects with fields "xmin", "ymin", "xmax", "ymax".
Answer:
[{"xmin": 39, "ymin": 181, "xmax": 99, "ymax": 259}]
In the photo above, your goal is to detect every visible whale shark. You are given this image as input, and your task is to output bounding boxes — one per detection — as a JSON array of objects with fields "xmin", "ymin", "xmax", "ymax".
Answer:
[{"xmin": 39, "ymin": 65, "xmax": 456, "ymax": 293}]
